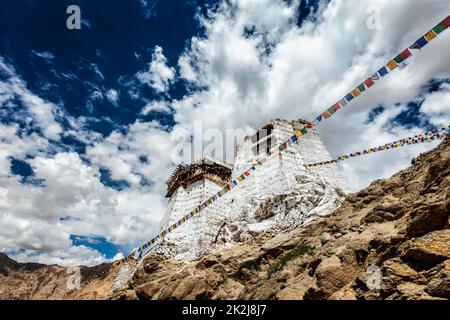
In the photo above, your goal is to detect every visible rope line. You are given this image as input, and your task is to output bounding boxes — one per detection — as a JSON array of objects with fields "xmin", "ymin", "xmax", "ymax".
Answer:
[{"xmin": 305, "ymin": 127, "xmax": 449, "ymax": 168}]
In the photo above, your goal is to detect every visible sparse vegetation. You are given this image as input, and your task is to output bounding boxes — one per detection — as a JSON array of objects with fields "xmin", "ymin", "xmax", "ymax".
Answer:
[
  {"xmin": 267, "ymin": 245, "xmax": 314, "ymax": 278},
  {"xmin": 234, "ymin": 259, "xmax": 260, "ymax": 277}
]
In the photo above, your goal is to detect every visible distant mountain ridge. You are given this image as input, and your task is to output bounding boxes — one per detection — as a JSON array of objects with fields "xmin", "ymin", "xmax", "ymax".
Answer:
[{"xmin": 0, "ymin": 252, "xmax": 116, "ymax": 299}]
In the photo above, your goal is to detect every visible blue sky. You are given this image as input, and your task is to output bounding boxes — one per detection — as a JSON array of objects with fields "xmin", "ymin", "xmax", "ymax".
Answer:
[
  {"xmin": 1, "ymin": 0, "xmax": 212, "ymax": 261},
  {"xmin": 0, "ymin": 1, "xmax": 205, "ymax": 134},
  {"xmin": 0, "ymin": 0, "xmax": 449, "ymax": 265}
]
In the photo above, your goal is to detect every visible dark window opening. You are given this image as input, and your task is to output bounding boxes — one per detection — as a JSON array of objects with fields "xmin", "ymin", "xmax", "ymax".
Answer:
[{"xmin": 251, "ymin": 125, "xmax": 273, "ymax": 156}]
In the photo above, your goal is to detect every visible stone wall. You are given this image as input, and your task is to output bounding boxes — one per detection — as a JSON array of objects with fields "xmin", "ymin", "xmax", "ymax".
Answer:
[{"xmin": 157, "ymin": 178, "xmax": 230, "ymax": 261}]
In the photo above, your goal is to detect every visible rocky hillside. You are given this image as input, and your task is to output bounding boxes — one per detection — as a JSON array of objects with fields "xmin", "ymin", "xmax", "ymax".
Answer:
[
  {"xmin": 111, "ymin": 135, "xmax": 450, "ymax": 300},
  {"xmin": 1, "ymin": 136, "xmax": 449, "ymax": 300},
  {"xmin": 0, "ymin": 253, "xmax": 118, "ymax": 299}
]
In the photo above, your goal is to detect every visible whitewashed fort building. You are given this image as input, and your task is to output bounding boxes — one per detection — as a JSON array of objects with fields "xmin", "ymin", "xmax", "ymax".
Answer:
[{"xmin": 155, "ymin": 118, "xmax": 347, "ymax": 261}]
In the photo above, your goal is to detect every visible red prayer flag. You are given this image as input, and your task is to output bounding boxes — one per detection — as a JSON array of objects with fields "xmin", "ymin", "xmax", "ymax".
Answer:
[
  {"xmin": 442, "ymin": 16, "xmax": 450, "ymax": 28},
  {"xmin": 400, "ymin": 48, "xmax": 412, "ymax": 60},
  {"xmin": 332, "ymin": 102, "xmax": 341, "ymax": 111},
  {"xmin": 306, "ymin": 123, "xmax": 313, "ymax": 129},
  {"xmin": 364, "ymin": 78, "xmax": 375, "ymax": 88}
]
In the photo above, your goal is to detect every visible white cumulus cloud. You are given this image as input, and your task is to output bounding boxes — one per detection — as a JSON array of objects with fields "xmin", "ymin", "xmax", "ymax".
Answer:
[{"xmin": 136, "ymin": 46, "xmax": 176, "ymax": 93}]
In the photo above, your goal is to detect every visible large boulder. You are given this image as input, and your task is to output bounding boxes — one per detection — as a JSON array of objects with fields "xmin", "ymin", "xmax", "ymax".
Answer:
[
  {"xmin": 406, "ymin": 197, "xmax": 449, "ymax": 237},
  {"xmin": 399, "ymin": 230, "xmax": 450, "ymax": 266}
]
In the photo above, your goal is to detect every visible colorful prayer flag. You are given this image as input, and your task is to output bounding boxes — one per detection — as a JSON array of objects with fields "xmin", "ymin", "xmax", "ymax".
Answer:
[
  {"xmin": 352, "ymin": 88, "xmax": 361, "ymax": 97},
  {"xmin": 357, "ymin": 83, "xmax": 366, "ymax": 92},
  {"xmin": 371, "ymin": 73, "xmax": 380, "ymax": 81},
  {"xmin": 345, "ymin": 93, "xmax": 354, "ymax": 102},
  {"xmin": 442, "ymin": 16, "xmax": 450, "ymax": 28},
  {"xmin": 425, "ymin": 30, "xmax": 436, "ymax": 41},
  {"xmin": 315, "ymin": 115, "xmax": 323, "ymax": 122},
  {"xmin": 378, "ymin": 67, "xmax": 388, "ymax": 77},
  {"xmin": 339, "ymin": 98, "xmax": 348, "ymax": 106},
  {"xmin": 364, "ymin": 78, "xmax": 375, "ymax": 88},
  {"xmin": 432, "ymin": 23, "xmax": 446, "ymax": 35},
  {"xmin": 400, "ymin": 49, "xmax": 412, "ymax": 60},
  {"xmin": 301, "ymin": 128, "xmax": 308, "ymax": 135},
  {"xmin": 410, "ymin": 36, "xmax": 428, "ymax": 50},
  {"xmin": 387, "ymin": 60, "xmax": 398, "ymax": 71},
  {"xmin": 323, "ymin": 111, "xmax": 331, "ymax": 119},
  {"xmin": 327, "ymin": 107, "xmax": 336, "ymax": 115},
  {"xmin": 394, "ymin": 54, "xmax": 404, "ymax": 64}
]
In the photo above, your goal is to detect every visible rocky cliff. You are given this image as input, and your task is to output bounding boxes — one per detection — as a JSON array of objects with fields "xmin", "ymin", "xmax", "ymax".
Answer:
[
  {"xmin": 111, "ymin": 135, "xmax": 450, "ymax": 300},
  {"xmin": 1, "ymin": 136, "xmax": 449, "ymax": 300}
]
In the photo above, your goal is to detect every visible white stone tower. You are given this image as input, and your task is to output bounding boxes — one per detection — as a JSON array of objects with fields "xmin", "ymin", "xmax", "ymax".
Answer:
[
  {"xmin": 156, "ymin": 119, "xmax": 347, "ymax": 261},
  {"xmin": 155, "ymin": 155, "xmax": 233, "ymax": 260}
]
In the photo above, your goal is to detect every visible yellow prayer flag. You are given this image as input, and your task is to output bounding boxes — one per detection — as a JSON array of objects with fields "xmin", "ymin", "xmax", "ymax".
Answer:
[
  {"xmin": 425, "ymin": 30, "xmax": 436, "ymax": 41},
  {"xmin": 387, "ymin": 60, "xmax": 398, "ymax": 71},
  {"xmin": 351, "ymin": 88, "xmax": 361, "ymax": 97},
  {"xmin": 294, "ymin": 130, "xmax": 303, "ymax": 137},
  {"xmin": 323, "ymin": 111, "xmax": 331, "ymax": 119}
]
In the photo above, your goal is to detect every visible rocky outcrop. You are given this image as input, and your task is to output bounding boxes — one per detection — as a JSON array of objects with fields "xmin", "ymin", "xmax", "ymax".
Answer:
[{"xmin": 109, "ymin": 135, "xmax": 450, "ymax": 300}]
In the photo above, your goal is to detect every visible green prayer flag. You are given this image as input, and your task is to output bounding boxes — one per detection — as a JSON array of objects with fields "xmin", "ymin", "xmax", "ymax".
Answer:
[
  {"xmin": 394, "ymin": 54, "xmax": 405, "ymax": 64},
  {"xmin": 357, "ymin": 83, "xmax": 365, "ymax": 92},
  {"xmin": 433, "ymin": 23, "xmax": 446, "ymax": 34}
]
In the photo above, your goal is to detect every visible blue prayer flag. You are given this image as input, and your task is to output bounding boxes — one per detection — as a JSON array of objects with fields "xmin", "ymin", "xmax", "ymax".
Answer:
[
  {"xmin": 345, "ymin": 93, "xmax": 354, "ymax": 102},
  {"xmin": 378, "ymin": 67, "xmax": 388, "ymax": 77}
]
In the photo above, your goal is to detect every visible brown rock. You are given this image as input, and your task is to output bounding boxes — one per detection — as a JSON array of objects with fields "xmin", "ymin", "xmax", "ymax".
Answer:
[
  {"xmin": 406, "ymin": 199, "xmax": 449, "ymax": 237},
  {"xmin": 212, "ymin": 279, "xmax": 244, "ymax": 300},
  {"xmin": 425, "ymin": 260, "xmax": 450, "ymax": 299},
  {"xmin": 394, "ymin": 282, "xmax": 429, "ymax": 299},
  {"xmin": 383, "ymin": 259, "xmax": 419, "ymax": 280},
  {"xmin": 171, "ymin": 275, "xmax": 209, "ymax": 300},
  {"xmin": 275, "ymin": 274, "xmax": 315, "ymax": 300},
  {"xmin": 125, "ymin": 290, "xmax": 138, "ymax": 300},
  {"xmin": 248, "ymin": 279, "xmax": 279, "ymax": 300},
  {"xmin": 399, "ymin": 230, "xmax": 450, "ymax": 266},
  {"xmin": 315, "ymin": 256, "xmax": 359, "ymax": 297},
  {"xmin": 328, "ymin": 283, "xmax": 357, "ymax": 300},
  {"xmin": 135, "ymin": 281, "xmax": 162, "ymax": 300}
]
